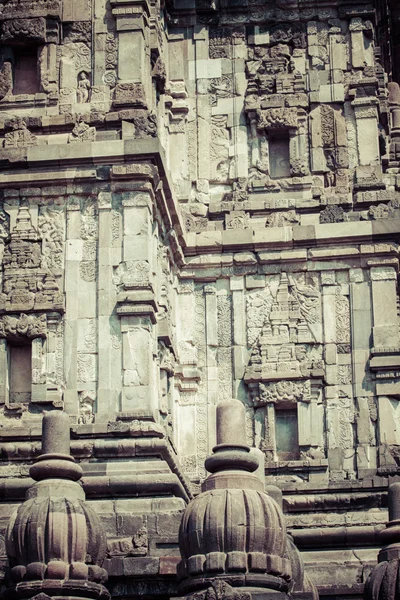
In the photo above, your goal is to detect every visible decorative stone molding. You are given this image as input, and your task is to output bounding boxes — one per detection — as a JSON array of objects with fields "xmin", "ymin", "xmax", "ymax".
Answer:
[
  {"xmin": 0, "ymin": 313, "xmax": 46, "ymax": 340},
  {"xmin": 0, "ymin": 0, "xmax": 61, "ymax": 19},
  {"xmin": 3, "ymin": 118, "xmax": 37, "ymax": 148},
  {"xmin": 68, "ymin": 117, "xmax": 96, "ymax": 143},
  {"xmin": 256, "ymin": 107, "xmax": 298, "ymax": 130},
  {"xmin": 113, "ymin": 83, "xmax": 147, "ymax": 108},
  {"xmin": 0, "ymin": 17, "xmax": 46, "ymax": 43},
  {"xmin": 0, "ymin": 61, "xmax": 12, "ymax": 99}
]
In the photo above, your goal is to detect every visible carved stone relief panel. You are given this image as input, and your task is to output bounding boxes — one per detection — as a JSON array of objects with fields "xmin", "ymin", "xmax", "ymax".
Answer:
[
  {"xmin": 245, "ymin": 272, "xmax": 322, "ymax": 383},
  {"xmin": 60, "ymin": 41, "xmax": 92, "ymax": 107},
  {"xmin": 326, "ymin": 389, "xmax": 356, "ymax": 480},
  {"xmin": 79, "ymin": 198, "xmax": 98, "ymax": 285},
  {"xmin": 217, "ymin": 294, "xmax": 233, "ymax": 402},
  {"xmin": 210, "ymin": 115, "xmax": 232, "ymax": 183},
  {"xmin": 0, "ymin": 313, "xmax": 46, "ymax": 340},
  {"xmin": 0, "ymin": 204, "xmax": 63, "ymax": 312}
]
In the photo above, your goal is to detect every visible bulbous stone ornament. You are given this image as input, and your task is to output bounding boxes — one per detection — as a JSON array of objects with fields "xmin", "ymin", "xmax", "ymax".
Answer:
[
  {"xmin": 4, "ymin": 411, "xmax": 109, "ymax": 600},
  {"xmin": 364, "ymin": 483, "xmax": 400, "ymax": 600},
  {"xmin": 177, "ymin": 399, "xmax": 295, "ymax": 597}
]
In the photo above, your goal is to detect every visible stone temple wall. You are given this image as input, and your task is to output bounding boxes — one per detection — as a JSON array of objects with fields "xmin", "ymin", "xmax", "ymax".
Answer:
[{"xmin": 0, "ymin": 0, "xmax": 398, "ymax": 597}]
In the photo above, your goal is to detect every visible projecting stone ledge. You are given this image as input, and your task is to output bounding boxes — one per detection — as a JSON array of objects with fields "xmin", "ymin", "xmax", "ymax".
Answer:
[{"xmin": 184, "ymin": 220, "xmax": 394, "ymax": 255}]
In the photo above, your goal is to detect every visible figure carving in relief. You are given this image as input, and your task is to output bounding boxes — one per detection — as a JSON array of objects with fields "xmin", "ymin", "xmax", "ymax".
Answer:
[
  {"xmin": 78, "ymin": 390, "xmax": 95, "ymax": 424},
  {"xmin": 76, "ymin": 71, "xmax": 91, "ymax": 103},
  {"xmin": 38, "ymin": 207, "xmax": 64, "ymax": 271},
  {"xmin": 324, "ymin": 170, "xmax": 335, "ymax": 188},
  {"xmin": 210, "ymin": 115, "xmax": 231, "ymax": 182},
  {"xmin": 245, "ymin": 273, "xmax": 322, "ymax": 386},
  {"xmin": 289, "ymin": 275, "xmax": 320, "ymax": 325}
]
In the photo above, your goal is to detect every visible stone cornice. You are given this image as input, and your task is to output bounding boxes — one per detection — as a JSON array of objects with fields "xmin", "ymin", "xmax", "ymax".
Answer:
[{"xmin": 0, "ymin": 140, "xmax": 399, "ymax": 270}]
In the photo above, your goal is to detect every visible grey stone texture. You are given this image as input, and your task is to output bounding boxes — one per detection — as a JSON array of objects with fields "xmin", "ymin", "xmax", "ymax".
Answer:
[{"xmin": 0, "ymin": 0, "xmax": 398, "ymax": 600}]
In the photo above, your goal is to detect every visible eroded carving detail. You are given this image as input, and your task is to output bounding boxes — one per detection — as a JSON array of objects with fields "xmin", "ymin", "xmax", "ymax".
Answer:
[{"xmin": 0, "ymin": 313, "xmax": 46, "ymax": 339}]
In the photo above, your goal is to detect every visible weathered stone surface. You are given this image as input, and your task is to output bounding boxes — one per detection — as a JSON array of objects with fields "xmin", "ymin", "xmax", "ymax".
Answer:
[{"xmin": 0, "ymin": 1, "xmax": 397, "ymax": 599}]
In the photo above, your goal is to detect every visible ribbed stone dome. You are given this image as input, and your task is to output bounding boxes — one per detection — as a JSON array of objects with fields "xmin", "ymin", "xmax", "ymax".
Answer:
[
  {"xmin": 4, "ymin": 412, "xmax": 109, "ymax": 593},
  {"xmin": 363, "ymin": 484, "xmax": 400, "ymax": 600},
  {"xmin": 178, "ymin": 487, "xmax": 291, "ymax": 584},
  {"xmin": 6, "ymin": 493, "xmax": 107, "ymax": 581},
  {"xmin": 364, "ymin": 558, "xmax": 400, "ymax": 600}
]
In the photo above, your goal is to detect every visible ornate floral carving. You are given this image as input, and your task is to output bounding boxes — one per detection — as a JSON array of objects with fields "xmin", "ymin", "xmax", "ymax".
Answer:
[
  {"xmin": 290, "ymin": 157, "xmax": 310, "ymax": 176},
  {"xmin": 246, "ymin": 288, "xmax": 274, "ymax": 347},
  {"xmin": 63, "ymin": 21, "xmax": 91, "ymax": 44},
  {"xmin": 0, "ymin": 313, "xmax": 46, "ymax": 340},
  {"xmin": 225, "ymin": 211, "xmax": 250, "ymax": 229},
  {"xmin": 270, "ymin": 22, "xmax": 306, "ymax": 47},
  {"xmin": 61, "ymin": 41, "xmax": 91, "ymax": 75},
  {"xmin": 80, "ymin": 200, "xmax": 98, "ymax": 240},
  {"xmin": 0, "ymin": 17, "xmax": 46, "ymax": 43},
  {"xmin": 111, "ymin": 210, "xmax": 120, "ymax": 244},
  {"xmin": 3, "ymin": 118, "xmax": 37, "ymax": 148},
  {"xmin": 69, "ymin": 117, "xmax": 96, "ymax": 143},
  {"xmin": 210, "ymin": 115, "xmax": 231, "ymax": 183},
  {"xmin": 208, "ymin": 75, "xmax": 238, "ymax": 107},
  {"xmin": 336, "ymin": 288, "xmax": 350, "ymax": 347},
  {"xmin": 79, "ymin": 261, "xmax": 96, "ymax": 282},
  {"xmin": 320, "ymin": 205, "xmax": 348, "ymax": 224},
  {"xmin": 338, "ymin": 393, "xmax": 355, "ymax": 449},
  {"xmin": 182, "ymin": 211, "xmax": 208, "ymax": 233},
  {"xmin": 194, "ymin": 288, "xmax": 207, "ymax": 480},
  {"xmin": 327, "ymin": 391, "xmax": 355, "ymax": 451},
  {"xmin": 0, "ymin": 61, "xmax": 12, "ymax": 99},
  {"xmin": 257, "ymin": 108, "xmax": 298, "ymax": 130},
  {"xmin": 0, "ymin": 0, "xmax": 61, "ymax": 18},
  {"xmin": 338, "ymin": 364, "xmax": 352, "ymax": 385},
  {"xmin": 257, "ymin": 380, "xmax": 311, "ymax": 407},
  {"xmin": 266, "ymin": 210, "xmax": 300, "ymax": 227},
  {"xmin": 209, "ymin": 27, "xmax": 233, "ymax": 59},
  {"xmin": 113, "ymin": 83, "xmax": 146, "ymax": 107},
  {"xmin": 0, "ymin": 208, "xmax": 10, "ymax": 240},
  {"xmin": 133, "ymin": 111, "xmax": 157, "ymax": 138},
  {"xmin": 368, "ymin": 199, "xmax": 400, "ymax": 220},
  {"xmin": 77, "ymin": 354, "xmax": 96, "ymax": 384},
  {"xmin": 113, "ymin": 260, "xmax": 150, "ymax": 290},
  {"xmin": 104, "ymin": 32, "xmax": 117, "ymax": 87}
]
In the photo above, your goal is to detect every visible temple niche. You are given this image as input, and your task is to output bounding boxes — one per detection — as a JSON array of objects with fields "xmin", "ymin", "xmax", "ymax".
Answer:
[{"xmin": 244, "ymin": 273, "xmax": 324, "ymax": 465}]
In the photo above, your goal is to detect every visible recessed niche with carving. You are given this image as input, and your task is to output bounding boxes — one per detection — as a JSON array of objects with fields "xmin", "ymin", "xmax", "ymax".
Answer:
[
  {"xmin": 12, "ymin": 48, "xmax": 39, "ymax": 95},
  {"xmin": 275, "ymin": 405, "xmax": 300, "ymax": 460},
  {"xmin": 269, "ymin": 130, "xmax": 291, "ymax": 179},
  {"xmin": 8, "ymin": 341, "xmax": 32, "ymax": 403}
]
